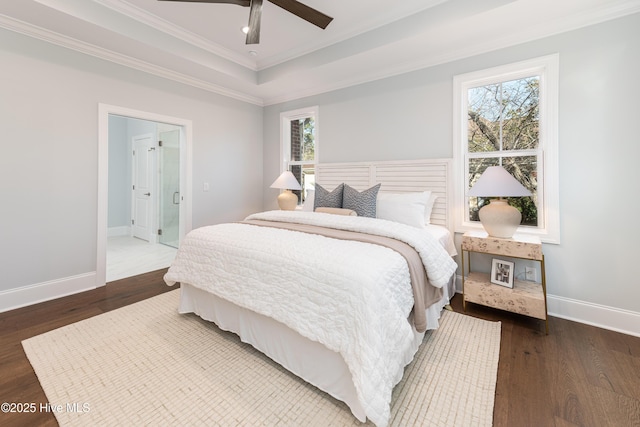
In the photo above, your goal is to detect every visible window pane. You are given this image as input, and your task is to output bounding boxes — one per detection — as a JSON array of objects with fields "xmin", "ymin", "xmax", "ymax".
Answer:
[
  {"xmin": 301, "ymin": 165, "xmax": 315, "ymax": 204},
  {"xmin": 468, "ymin": 77, "xmax": 539, "ymax": 153},
  {"xmin": 290, "ymin": 117, "xmax": 315, "ymax": 162},
  {"xmin": 289, "ymin": 164, "xmax": 315, "ymax": 205},
  {"xmin": 501, "ymin": 77, "xmax": 539, "ymax": 151},
  {"xmin": 503, "ymin": 156, "xmax": 538, "ymax": 226},
  {"xmin": 468, "ymin": 84, "xmax": 502, "ymax": 153},
  {"xmin": 468, "ymin": 156, "xmax": 538, "ymax": 226}
]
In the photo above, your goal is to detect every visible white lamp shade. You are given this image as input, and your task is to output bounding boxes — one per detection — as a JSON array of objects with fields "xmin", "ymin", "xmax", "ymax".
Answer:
[
  {"xmin": 270, "ymin": 171, "xmax": 302, "ymax": 190},
  {"xmin": 468, "ymin": 166, "xmax": 531, "ymax": 197}
]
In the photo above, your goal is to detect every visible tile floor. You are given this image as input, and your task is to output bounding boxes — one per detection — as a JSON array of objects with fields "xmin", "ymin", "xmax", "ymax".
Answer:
[{"xmin": 106, "ymin": 236, "xmax": 177, "ymax": 282}]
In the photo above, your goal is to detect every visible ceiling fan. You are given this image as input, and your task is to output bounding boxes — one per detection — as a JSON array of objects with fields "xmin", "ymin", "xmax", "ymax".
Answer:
[{"xmin": 157, "ymin": 0, "xmax": 333, "ymax": 45}]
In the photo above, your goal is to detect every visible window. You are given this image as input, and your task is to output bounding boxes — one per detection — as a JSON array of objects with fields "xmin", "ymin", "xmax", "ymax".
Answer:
[
  {"xmin": 280, "ymin": 106, "xmax": 319, "ymax": 205},
  {"xmin": 453, "ymin": 55, "xmax": 559, "ymax": 243}
]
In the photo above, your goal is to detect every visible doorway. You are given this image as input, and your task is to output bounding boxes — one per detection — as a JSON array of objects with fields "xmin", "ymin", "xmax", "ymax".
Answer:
[
  {"xmin": 97, "ymin": 104, "xmax": 192, "ymax": 286},
  {"xmin": 107, "ymin": 119, "xmax": 183, "ymax": 282}
]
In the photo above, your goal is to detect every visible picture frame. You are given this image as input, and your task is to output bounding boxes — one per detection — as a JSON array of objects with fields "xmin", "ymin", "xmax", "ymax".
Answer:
[{"xmin": 491, "ymin": 259, "xmax": 514, "ymax": 288}]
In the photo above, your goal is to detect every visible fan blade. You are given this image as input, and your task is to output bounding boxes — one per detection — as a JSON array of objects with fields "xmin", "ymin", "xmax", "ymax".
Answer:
[
  {"xmin": 157, "ymin": 0, "xmax": 250, "ymax": 5},
  {"xmin": 268, "ymin": 0, "xmax": 332, "ymax": 29},
  {"xmin": 245, "ymin": 0, "xmax": 263, "ymax": 44}
]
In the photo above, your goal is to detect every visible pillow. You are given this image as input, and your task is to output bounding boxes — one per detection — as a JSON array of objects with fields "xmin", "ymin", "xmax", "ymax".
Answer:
[
  {"xmin": 342, "ymin": 184, "xmax": 381, "ymax": 218},
  {"xmin": 315, "ymin": 207, "xmax": 358, "ymax": 216},
  {"xmin": 314, "ymin": 183, "xmax": 344, "ymax": 209},
  {"xmin": 302, "ymin": 189, "xmax": 315, "ymax": 212},
  {"xmin": 377, "ymin": 191, "xmax": 430, "ymax": 228},
  {"xmin": 424, "ymin": 193, "xmax": 438, "ymax": 224}
]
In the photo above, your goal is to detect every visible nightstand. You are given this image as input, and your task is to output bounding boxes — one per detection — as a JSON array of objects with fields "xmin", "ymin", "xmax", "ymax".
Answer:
[{"xmin": 461, "ymin": 230, "xmax": 548, "ymax": 334}]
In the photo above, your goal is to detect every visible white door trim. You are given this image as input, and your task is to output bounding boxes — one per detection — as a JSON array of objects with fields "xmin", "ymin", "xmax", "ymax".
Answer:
[{"xmin": 97, "ymin": 104, "xmax": 193, "ymax": 287}]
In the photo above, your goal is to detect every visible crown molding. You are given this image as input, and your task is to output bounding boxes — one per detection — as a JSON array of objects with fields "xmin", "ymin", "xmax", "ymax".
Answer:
[
  {"xmin": 0, "ymin": 13, "xmax": 264, "ymax": 106},
  {"xmin": 95, "ymin": 0, "xmax": 258, "ymax": 70},
  {"xmin": 262, "ymin": 1, "xmax": 640, "ymax": 105}
]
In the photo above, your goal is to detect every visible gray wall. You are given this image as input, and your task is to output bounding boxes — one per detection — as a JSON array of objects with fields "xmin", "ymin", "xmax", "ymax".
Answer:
[
  {"xmin": 1, "ymin": 10, "xmax": 638, "ymax": 329},
  {"xmin": 264, "ymin": 13, "xmax": 640, "ymax": 317},
  {"xmin": 0, "ymin": 28, "xmax": 263, "ymax": 293}
]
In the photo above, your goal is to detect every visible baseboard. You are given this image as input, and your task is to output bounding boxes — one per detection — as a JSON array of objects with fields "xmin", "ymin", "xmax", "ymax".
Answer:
[
  {"xmin": 547, "ymin": 295, "xmax": 640, "ymax": 338},
  {"xmin": 0, "ymin": 273, "xmax": 97, "ymax": 314},
  {"xmin": 108, "ymin": 226, "xmax": 130, "ymax": 237},
  {"xmin": 454, "ymin": 274, "xmax": 640, "ymax": 337}
]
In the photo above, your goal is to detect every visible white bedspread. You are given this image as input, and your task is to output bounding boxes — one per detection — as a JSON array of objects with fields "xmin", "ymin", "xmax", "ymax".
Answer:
[{"xmin": 164, "ymin": 211, "xmax": 457, "ymax": 426}]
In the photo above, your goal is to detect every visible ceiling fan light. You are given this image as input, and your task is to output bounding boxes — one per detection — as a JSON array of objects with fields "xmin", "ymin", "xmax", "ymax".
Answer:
[{"xmin": 241, "ymin": 26, "xmax": 250, "ymax": 34}]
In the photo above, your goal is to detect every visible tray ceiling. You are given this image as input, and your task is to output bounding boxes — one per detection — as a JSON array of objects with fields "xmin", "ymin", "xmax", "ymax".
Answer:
[{"xmin": 1, "ymin": 0, "xmax": 638, "ymax": 105}]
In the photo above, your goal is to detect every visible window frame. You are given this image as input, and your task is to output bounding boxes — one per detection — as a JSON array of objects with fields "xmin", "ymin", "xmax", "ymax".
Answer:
[
  {"xmin": 453, "ymin": 55, "xmax": 560, "ymax": 243},
  {"xmin": 279, "ymin": 106, "xmax": 319, "ymax": 205}
]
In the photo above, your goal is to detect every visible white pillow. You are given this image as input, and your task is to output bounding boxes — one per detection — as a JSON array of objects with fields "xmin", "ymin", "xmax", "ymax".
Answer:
[
  {"xmin": 376, "ymin": 191, "xmax": 430, "ymax": 228},
  {"xmin": 424, "ymin": 193, "xmax": 438, "ymax": 225},
  {"xmin": 302, "ymin": 189, "xmax": 315, "ymax": 212}
]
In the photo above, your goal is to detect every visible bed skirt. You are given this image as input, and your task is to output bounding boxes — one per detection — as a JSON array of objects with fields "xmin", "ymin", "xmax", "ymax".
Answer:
[{"xmin": 177, "ymin": 273, "xmax": 455, "ymax": 423}]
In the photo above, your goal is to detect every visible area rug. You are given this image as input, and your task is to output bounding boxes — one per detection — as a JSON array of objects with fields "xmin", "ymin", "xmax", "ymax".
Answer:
[{"xmin": 22, "ymin": 290, "xmax": 501, "ymax": 426}]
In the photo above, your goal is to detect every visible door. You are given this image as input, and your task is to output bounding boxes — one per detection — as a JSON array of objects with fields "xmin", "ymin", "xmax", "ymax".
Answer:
[
  {"xmin": 132, "ymin": 134, "xmax": 155, "ymax": 241},
  {"xmin": 158, "ymin": 129, "xmax": 180, "ymax": 248}
]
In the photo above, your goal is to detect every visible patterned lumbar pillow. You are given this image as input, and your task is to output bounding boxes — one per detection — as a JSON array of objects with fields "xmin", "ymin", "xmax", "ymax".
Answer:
[
  {"xmin": 314, "ymin": 183, "xmax": 344, "ymax": 209},
  {"xmin": 342, "ymin": 183, "xmax": 382, "ymax": 218}
]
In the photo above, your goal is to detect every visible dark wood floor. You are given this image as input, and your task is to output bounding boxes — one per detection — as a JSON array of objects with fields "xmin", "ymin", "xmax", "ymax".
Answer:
[{"xmin": 1, "ymin": 270, "xmax": 638, "ymax": 427}]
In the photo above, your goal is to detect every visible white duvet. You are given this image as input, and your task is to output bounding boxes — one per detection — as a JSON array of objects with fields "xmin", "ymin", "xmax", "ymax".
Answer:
[{"xmin": 164, "ymin": 211, "xmax": 457, "ymax": 426}]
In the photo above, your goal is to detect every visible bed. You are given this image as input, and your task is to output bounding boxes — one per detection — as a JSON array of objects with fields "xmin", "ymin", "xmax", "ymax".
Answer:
[{"xmin": 164, "ymin": 159, "xmax": 458, "ymax": 427}]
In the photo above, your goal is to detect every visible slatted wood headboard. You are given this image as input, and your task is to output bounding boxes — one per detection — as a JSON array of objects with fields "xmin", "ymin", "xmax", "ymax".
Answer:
[{"xmin": 316, "ymin": 158, "xmax": 453, "ymax": 231}]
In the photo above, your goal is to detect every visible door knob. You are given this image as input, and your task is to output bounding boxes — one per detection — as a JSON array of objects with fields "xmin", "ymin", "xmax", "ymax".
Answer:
[{"xmin": 144, "ymin": 192, "xmax": 151, "ymax": 196}]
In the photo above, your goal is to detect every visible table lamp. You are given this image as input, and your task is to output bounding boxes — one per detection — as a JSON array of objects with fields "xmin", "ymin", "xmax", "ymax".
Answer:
[
  {"xmin": 468, "ymin": 166, "xmax": 531, "ymax": 238},
  {"xmin": 270, "ymin": 171, "xmax": 302, "ymax": 210}
]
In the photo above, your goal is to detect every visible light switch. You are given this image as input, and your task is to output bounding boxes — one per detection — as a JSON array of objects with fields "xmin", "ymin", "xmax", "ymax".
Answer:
[{"xmin": 203, "ymin": 182, "xmax": 209, "ymax": 192}]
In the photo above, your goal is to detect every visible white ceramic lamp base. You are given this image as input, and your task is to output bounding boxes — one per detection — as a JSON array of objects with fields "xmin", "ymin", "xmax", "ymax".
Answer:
[
  {"xmin": 478, "ymin": 198, "xmax": 521, "ymax": 239},
  {"xmin": 277, "ymin": 190, "xmax": 299, "ymax": 211}
]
